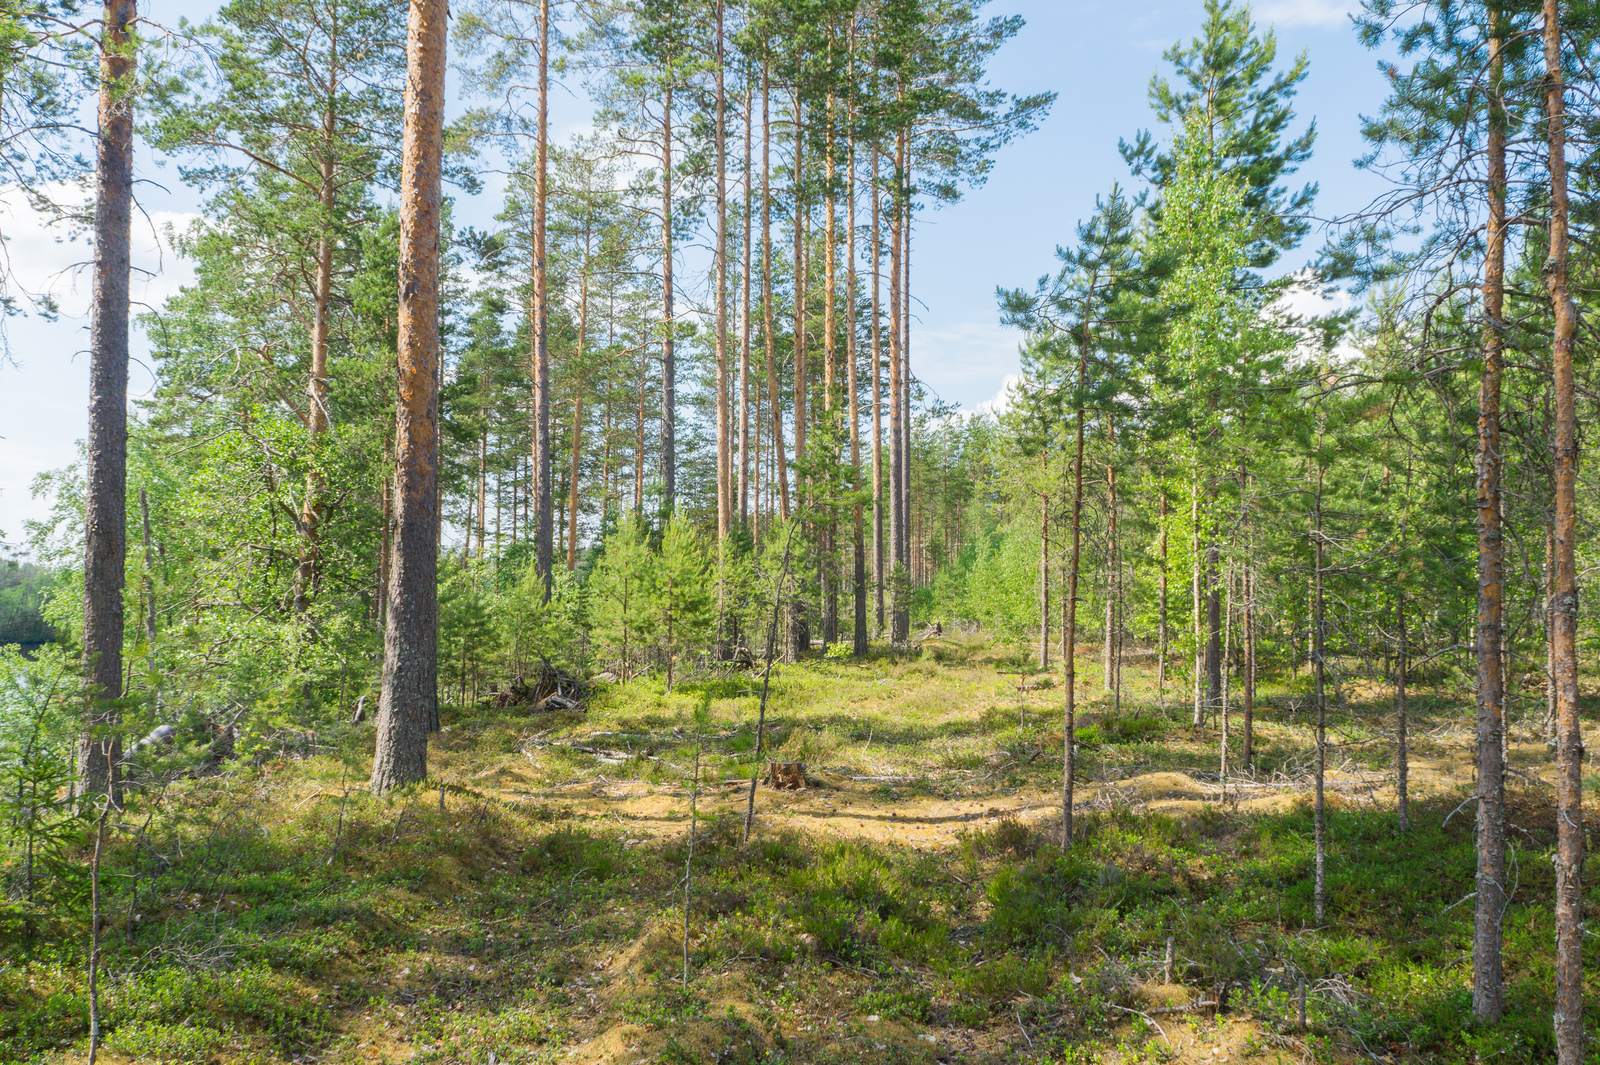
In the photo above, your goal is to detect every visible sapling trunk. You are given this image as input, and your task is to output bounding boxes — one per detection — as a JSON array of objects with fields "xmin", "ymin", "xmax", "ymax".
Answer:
[
  {"xmin": 746, "ymin": 524, "xmax": 799, "ymax": 841},
  {"xmin": 87, "ymin": 793, "xmax": 112, "ymax": 1065},
  {"xmin": 1060, "ymin": 334, "xmax": 1087, "ymax": 847},
  {"xmin": 683, "ymin": 741, "xmax": 700, "ymax": 989}
]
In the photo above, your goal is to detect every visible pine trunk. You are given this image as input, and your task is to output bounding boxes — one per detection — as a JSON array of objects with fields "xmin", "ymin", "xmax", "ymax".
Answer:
[
  {"xmin": 761, "ymin": 68, "xmax": 788, "ymax": 521},
  {"xmin": 660, "ymin": 86, "xmax": 677, "ymax": 512},
  {"xmin": 739, "ymin": 83, "xmax": 753, "ymax": 526},
  {"xmin": 1472, "ymin": 28, "xmax": 1507, "ymax": 1021},
  {"xmin": 1243, "ymin": 560, "xmax": 1255, "ymax": 765},
  {"xmin": 870, "ymin": 149, "xmax": 885, "ymax": 630},
  {"xmin": 821, "ymin": 108, "xmax": 837, "ymax": 649},
  {"xmin": 1544, "ymin": 3, "xmax": 1583, "ymax": 1056},
  {"xmin": 1061, "ymin": 336, "xmax": 1087, "ymax": 847},
  {"xmin": 1158, "ymin": 481, "xmax": 1168, "ymax": 709},
  {"xmin": 1395, "ymin": 585, "xmax": 1408, "ymax": 830},
  {"xmin": 1039, "ymin": 450, "xmax": 1050, "ymax": 670},
  {"xmin": 294, "ymin": 134, "xmax": 337, "ymax": 613},
  {"xmin": 371, "ymin": 0, "xmax": 445, "ymax": 794},
  {"xmin": 1313, "ymin": 456, "xmax": 1327, "ymax": 925},
  {"xmin": 714, "ymin": 0, "xmax": 730, "ymax": 542},
  {"xmin": 532, "ymin": 0, "xmax": 553, "ymax": 597},
  {"xmin": 568, "ymin": 266, "xmax": 587, "ymax": 571},
  {"xmin": 886, "ymin": 151, "xmax": 903, "ymax": 641},
  {"xmin": 76, "ymin": 0, "xmax": 137, "ymax": 805},
  {"xmin": 792, "ymin": 109, "xmax": 807, "ymax": 492},
  {"xmin": 848, "ymin": 132, "xmax": 867, "ymax": 655}
]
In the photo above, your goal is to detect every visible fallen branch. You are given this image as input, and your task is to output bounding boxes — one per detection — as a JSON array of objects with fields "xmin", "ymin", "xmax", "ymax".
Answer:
[{"xmin": 1105, "ymin": 1003, "xmax": 1171, "ymax": 1046}]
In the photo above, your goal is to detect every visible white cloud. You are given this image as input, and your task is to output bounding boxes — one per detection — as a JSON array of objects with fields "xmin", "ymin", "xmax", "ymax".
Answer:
[
  {"xmin": 909, "ymin": 320, "xmax": 1024, "ymax": 412},
  {"xmin": 976, "ymin": 373, "xmax": 1023, "ymax": 418},
  {"xmin": 0, "ymin": 185, "xmax": 199, "ymax": 323},
  {"xmin": 0, "ymin": 189, "xmax": 198, "ymax": 541},
  {"xmin": 1254, "ymin": 0, "xmax": 1358, "ymax": 29}
]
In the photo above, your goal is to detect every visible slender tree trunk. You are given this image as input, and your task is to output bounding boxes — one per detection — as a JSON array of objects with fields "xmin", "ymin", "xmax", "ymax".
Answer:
[
  {"xmin": 475, "ymin": 422, "xmax": 488, "ymax": 561},
  {"xmin": 896, "ymin": 154, "xmax": 912, "ymax": 644},
  {"xmin": 1473, "ymin": 27, "xmax": 1508, "ymax": 1021},
  {"xmin": 532, "ymin": 0, "xmax": 552, "ymax": 598},
  {"xmin": 714, "ymin": 0, "xmax": 730, "ymax": 542},
  {"xmin": 1061, "ymin": 335, "xmax": 1088, "ymax": 847},
  {"xmin": 1105, "ymin": 421, "xmax": 1118, "ymax": 698},
  {"xmin": 1103, "ymin": 600, "xmax": 1113, "ymax": 698},
  {"xmin": 739, "ymin": 82, "xmax": 753, "ymax": 526},
  {"xmin": 294, "ymin": 118, "xmax": 338, "ymax": 613},
  {"xmin": 634, "ymin": 337, "xmax": 646, "ymax": 514},
  {"xmin": 1220, "ymin": 564, "xmax": 1232, "ymax": 791},
  {"xmin": 1243, "ymin": 559, "xmax": 1255, "ymax": 765},
  {"xmin": 139, "ymin": 486, "xmax": 155, "ymax": 645},
  {"xmin": 1158, "ymin": 478, "xmax": 1168, "ymax": 710},
  {"xmin": 568, "ymin": 266, "xmax": 588, "ymax": 571},
  {"xmin": 761, "ymin": 67, "xmax": 788, "ymax": 520},
  {"xmin": 371, "ymin": 0, "xmax": 445, "ymax": 794},
  {"xmin": 1205, "ymin": 508, "xmax": 1221, "ymax": 723},
  {"xmin": 378, "ymin": 475, "xmax": 392, "ymax": 631},
  {"xmin": 871, "ymin": 149, "xmax": 885, "ymax": 630},
  {"xmin": 848, "ymin": 131, "xmax": 867, "ymax": 655},
  {"xmin": 1039, "ymin": 450, "xmax": 1050, "ymax": 670},
  {"xmin": 1192, "ymin": 475, "xmax": 1203, "ymax": 729},
  {"xmin": 1547, "ymin": 514, "xmax": 1557, "ymax": 743},
  {"xmin": 1544, "ymin": 3, "xmax": 1584, "ymax": 1056},
  {"xmin": 1395, "ymin": 584, "xmax": 1408, "ymax": 831},
  {"xmin": 822, "ymin": 105, "xmax": 838, "ymax": 648},
  {"xmin": 792, "ymin": 106, "xmax": 807, "ymax": 491},
  {"xmin": 660, "ymin": 84, "xmax": 678, "ymax": 512},
  {"xmin": 76, "ymin": 0, "xmax": 137, "ymax": 806},
  {"xmin": 887, "ymin": 134, "xmax": 906, "ymax": 643},
  {"xmin": 1313, "ymin": 454, "xmax": 1327, "ymax": 925}
]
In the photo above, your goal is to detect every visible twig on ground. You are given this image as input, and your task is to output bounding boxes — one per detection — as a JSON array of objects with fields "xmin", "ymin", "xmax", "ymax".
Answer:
[{"xmin": 1106, "ymin": 1003, "xmax": 1171, "ymax": 1046}]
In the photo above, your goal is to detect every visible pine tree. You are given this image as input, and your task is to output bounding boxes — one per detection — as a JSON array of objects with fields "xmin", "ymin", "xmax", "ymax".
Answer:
[
  {"xmin": 371, "ymin": 0, "xmax": 447, "ymax": 795},
  {"xmin": 76, "ymin": 0, "xmax": 137, "ymax": 805},
  {"xmin": 590, "ymin": 514, "xmax": 657, "ymax": 680}
]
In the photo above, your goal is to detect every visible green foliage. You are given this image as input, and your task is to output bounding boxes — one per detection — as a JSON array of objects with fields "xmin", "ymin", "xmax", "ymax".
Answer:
[
  {"xmin": 656, "ymin": 516, "xmax": 714, "ymax": 690},
  {"xmin": 0, "ymin": 562, "xmax": 55, "ymax": 646},
  {"xmin": 0, "ymin": 646, "xmax": 83, "ymax": 907},
  {"xmin": 589, "ymin": 514, "xmax": 658, "ymax": 680}
]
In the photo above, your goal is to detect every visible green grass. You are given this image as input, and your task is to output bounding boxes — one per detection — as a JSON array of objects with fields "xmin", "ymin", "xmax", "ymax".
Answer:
[{"xmin": 3, "ymin": 637, "xmax": 1597, "ymax": 1063}]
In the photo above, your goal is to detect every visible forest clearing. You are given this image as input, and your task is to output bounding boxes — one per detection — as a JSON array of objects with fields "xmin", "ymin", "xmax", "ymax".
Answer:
[
  {"xmin": 4, "ymin": 0, "xmax": 1599, "ymax": 1060},
  {"xmin": 2, "ymin": 636, "xmax": 1588, "ymax": 1064}
]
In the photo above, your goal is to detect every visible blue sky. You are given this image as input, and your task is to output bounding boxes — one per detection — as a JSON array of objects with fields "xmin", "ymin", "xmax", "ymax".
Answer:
[{"xmin": 0, "ymin": 0, "xmax": 1393, "ymax": 546}]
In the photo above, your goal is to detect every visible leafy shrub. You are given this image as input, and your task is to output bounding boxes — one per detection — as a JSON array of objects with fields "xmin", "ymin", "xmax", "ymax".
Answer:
[
  {"xmin": 950, "ymin": 953, "xmax": 1052, "ymax": 1007},
  {"xmin": 518, "ymin": 827, "xmax": 629, "ymax": 881},
  {"xmin": 858, "ymin": 985, "xmax": 931, "ymax": 1021},
  {"xmin": 959, "ymin": 813, "xmax": 1037, "ymax": 860},
  {"xmin": 985, "ymin": 853, "xmax": 1092, "ymax": 946},
  {"xmin": 105, "ymin": 1020, "xmax": 224, "ymax": 1064}
]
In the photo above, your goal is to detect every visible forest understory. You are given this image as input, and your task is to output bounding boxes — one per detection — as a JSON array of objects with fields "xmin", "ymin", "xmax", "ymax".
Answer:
[{"xmin": 4, "ymin": 634, "xmax": 1595, "ymax": 1065}]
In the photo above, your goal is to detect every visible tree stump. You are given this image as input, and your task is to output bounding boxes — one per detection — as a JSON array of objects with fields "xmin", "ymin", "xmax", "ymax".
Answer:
[{"xmin": 766, "ymin": 762, "xmax": 807, "ymax": 790}]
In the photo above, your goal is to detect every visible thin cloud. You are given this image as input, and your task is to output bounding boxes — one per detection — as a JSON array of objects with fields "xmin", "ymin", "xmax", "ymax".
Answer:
[
  {"xmin": 0, "ymin": 184, "xmax": 198, "ymax": 324},
  {"xmin": 1255, "ymin": 0, "xmax": 1357, "ymax": 29},
  {"xmin": 910, "ymin": 321, "xmax": 1024, "ymax": 412}
]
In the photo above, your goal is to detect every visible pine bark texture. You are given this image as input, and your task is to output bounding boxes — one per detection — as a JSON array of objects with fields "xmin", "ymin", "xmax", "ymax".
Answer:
[
  {"xmin": 660, "ymin": 86, "xmax": 677, "ymax": 511},
  {"xmin": 1543, "ymin": 3, "xmax": 1583, "ymax": 1057},
  {"xmin": 761, "ymin": 69, "xmax": 788, "ymax": 521},
  {"xmin": 1472, "ymin": 29, "xmax": 1508, "ymax": 1020},
  {"xmin": 713, "ymin": 0, "xmax": 730, "ymax": 542},
  {"xmin": 371, "ymin": 0, "xmax": 445, "ymax": 795},
  {"xmin": 77, "ymin": 0, "xmax": 137, "ymax": 805},
  {"xmin": 533, "ymin": 0, "xmax": 553, "ymax": 596}
]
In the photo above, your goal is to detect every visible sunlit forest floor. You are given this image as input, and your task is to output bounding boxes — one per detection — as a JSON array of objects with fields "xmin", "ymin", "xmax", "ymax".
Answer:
[{"xmin": 5, "ymin": 634, "xmax": 1596, "ymax": 1064}]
